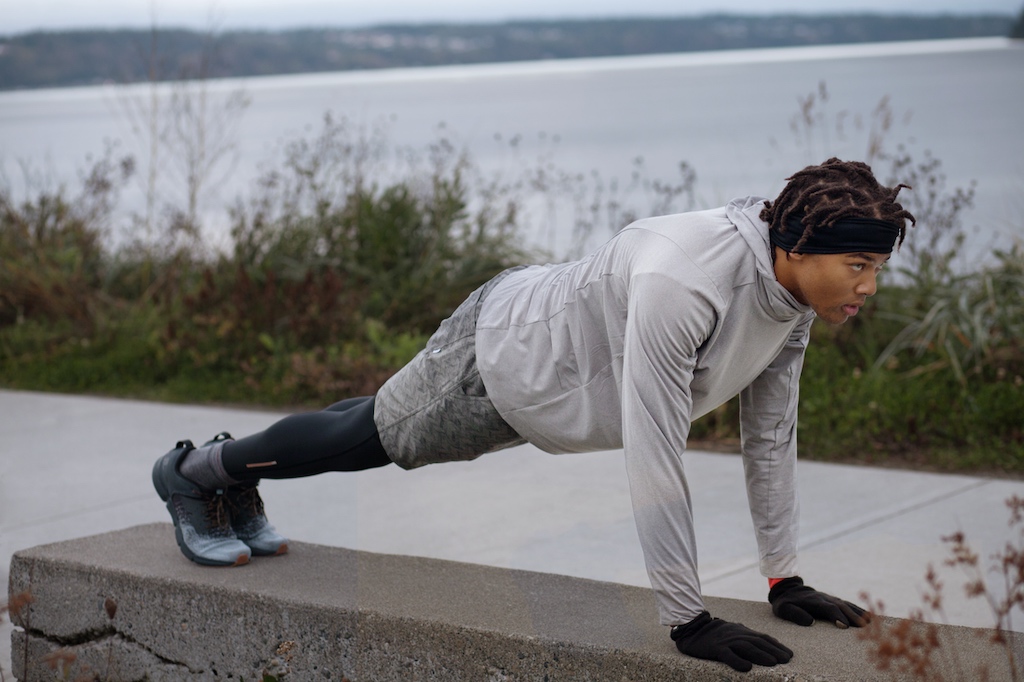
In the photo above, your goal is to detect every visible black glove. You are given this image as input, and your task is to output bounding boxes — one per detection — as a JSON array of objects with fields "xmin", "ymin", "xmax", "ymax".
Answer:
[
  {"xmin": 768, "ymin": 577, "xmax": 871, "ymax": 628},
  {"xmin": 670, "ymin": 611, "xmax": 794, "ymax": 673}
]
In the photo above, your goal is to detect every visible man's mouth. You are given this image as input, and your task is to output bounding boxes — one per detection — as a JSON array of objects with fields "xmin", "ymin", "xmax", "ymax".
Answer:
[{"xmin": 842, "ymin": 304, "xmax": 861, "ymax": 317}]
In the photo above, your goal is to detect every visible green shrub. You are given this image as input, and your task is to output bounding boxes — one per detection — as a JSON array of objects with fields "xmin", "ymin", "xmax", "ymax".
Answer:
[
  {"xmin": 800, "ymin": 321, "xmax": 1024, "ymax": 471},
  {"xmin": 0, "ymin": 116, "xmax": 538, "ymax": 405},
  {"xmin": 876, "ymin": 244, "xmax": 1024, "ymax": 385},
  {"xmin": 0, "ymin": 189, "xmax": 105, "ymax": 331}
]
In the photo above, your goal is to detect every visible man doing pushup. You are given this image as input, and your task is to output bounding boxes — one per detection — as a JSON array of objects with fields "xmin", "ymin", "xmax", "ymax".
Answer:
[{"xmin": 153, "ymin": 157, "xmax": 915, "ymax": 672}]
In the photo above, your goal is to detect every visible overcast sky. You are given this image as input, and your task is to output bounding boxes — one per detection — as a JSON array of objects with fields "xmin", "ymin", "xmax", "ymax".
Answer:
[{"xmin": 4, "ymin": 0, "xmax": 1022, "ymax": 34}]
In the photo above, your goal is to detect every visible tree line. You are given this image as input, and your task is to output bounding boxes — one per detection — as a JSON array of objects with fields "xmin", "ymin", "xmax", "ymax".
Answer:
[{"xmin": 0, "ymin": 13, "xmax": 1017, "ymax": 90}]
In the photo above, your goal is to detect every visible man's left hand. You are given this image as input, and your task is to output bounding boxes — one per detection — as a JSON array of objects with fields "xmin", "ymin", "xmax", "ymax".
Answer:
[{"xmin": 768, "ymin": 577, "xmax": 871, "ymax": 628}]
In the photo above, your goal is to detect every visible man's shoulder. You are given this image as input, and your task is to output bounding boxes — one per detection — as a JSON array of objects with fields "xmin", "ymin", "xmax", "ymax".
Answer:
[{"xmin": 620, "ymin": 207, "xmax": 758, "ymax": 286}]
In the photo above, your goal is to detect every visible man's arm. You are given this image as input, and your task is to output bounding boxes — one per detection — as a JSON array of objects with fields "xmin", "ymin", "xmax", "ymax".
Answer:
[
  {"xmin": 739, "ymin": 317, "xmax": 871, "ymax": 629},
  {"xmin": 621, "ymin": 272, "xmax": 712, "ymax": 626},
  {"xmin": 738, "ymin": 316, "xmax": 812, "ymax": 581},
  {"xmin": 621, "ymin": 273, "xmax": 795, "ymax": 672}
]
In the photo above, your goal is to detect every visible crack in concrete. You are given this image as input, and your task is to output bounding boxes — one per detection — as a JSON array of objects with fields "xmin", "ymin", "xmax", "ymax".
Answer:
[
  {"xmin": 16, "ymin": 629, "xmax": 198, "ymax": 681},
  {"xmin": 20, "ymin": 624, "xmax": 116, "ymax": 647}
]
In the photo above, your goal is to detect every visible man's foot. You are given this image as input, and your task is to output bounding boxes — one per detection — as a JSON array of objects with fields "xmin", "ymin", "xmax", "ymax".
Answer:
[
  {"xmin": 152, "ymin": 439, "xmax": 252, "ymax": 567},
  {"xmin": 204, "ymin": 432, "xmax": 290, "ymax": 557},
  {"xmin": 227, "ymin": 483, "xmax": 290, "ymax": 556}
]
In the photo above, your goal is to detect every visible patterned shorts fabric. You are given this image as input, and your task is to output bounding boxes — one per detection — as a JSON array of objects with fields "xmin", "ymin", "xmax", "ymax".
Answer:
[{"xmin": 374, "ymin": 269, "xmax": 527, "ymax": 469}]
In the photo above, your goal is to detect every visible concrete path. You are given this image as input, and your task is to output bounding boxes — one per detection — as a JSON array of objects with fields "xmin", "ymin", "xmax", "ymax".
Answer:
[{"xmin": 3, "ymin": 389, "xmax": 1022, "ymax": 678}]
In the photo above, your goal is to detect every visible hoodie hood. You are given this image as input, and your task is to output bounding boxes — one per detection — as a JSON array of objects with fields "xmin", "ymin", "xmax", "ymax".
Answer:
[{"xmin": 727, "ymin": 196, "xmax": 812, "ymax": 320}]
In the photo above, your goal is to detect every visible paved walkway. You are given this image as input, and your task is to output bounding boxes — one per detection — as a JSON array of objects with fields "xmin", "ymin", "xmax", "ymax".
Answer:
[{"xmin": 3, "ymin": 389, "xmax": 1022, "ymax": 677}]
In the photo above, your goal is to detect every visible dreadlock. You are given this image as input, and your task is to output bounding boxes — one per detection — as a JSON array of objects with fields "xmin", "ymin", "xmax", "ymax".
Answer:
[{"xmin": 760, "ymin": 157, "xmax": 916, "ymax": 254}]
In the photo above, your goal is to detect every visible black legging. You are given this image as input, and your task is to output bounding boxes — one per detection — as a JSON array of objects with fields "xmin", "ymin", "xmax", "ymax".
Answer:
[{"xmin": 221, "ymin": 396, "xmax": 392, "ymax": 481}]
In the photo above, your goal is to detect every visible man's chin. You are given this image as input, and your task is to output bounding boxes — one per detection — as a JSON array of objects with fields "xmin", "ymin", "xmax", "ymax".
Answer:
[{"xmin": 812, "ymin": 308, "xmax": 850, "ymax": 325}]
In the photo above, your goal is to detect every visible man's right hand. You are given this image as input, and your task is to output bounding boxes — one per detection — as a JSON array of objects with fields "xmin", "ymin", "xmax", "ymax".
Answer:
[{"xmin": 670, "ymin": 611, "xmax": 794, "ymax": 672}]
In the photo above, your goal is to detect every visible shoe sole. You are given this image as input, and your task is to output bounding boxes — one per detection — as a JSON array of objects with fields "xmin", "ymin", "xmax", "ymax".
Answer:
[
  {"xmin": 153, "ymin": 443, "xmax": 251, "ymax": 568},
  {"xmin": 250, "ymin": 543, "xmax": 289, "ymax": 557}
]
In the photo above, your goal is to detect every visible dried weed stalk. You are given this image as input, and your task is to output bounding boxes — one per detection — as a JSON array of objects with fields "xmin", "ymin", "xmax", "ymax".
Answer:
[{"xmin": 859, "ymin": 495, "xmax": 1024, "ymax": 681}]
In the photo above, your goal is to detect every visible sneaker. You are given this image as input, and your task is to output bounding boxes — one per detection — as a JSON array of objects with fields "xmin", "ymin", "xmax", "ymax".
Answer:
[
  {"xmin": 228, "ymin": 483, "xmax": 289, "ymax": 556},
  {"xmin": 204, "ymin": 432, "xmax": 290, "ymax": 557},
  {"xmin": 152, "ymin": 439, "xmax": 252, "ymax": 567}
]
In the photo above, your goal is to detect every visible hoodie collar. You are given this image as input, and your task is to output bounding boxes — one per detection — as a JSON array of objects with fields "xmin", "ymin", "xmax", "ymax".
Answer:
[{"xmin": 726, "ymin": 196, "xmax": 812, "ymax": 320}]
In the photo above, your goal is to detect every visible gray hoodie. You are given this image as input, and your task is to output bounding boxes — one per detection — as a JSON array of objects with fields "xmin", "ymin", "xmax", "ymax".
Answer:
[{"xmin": 475, "ymin": 197, "xmax": 815, "ymax": 625}]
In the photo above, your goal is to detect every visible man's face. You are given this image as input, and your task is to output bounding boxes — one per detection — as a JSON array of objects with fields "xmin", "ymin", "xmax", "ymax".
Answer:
[{"xmin": 783, "ymin": 251, "xmax": 890, "ymax": 324}]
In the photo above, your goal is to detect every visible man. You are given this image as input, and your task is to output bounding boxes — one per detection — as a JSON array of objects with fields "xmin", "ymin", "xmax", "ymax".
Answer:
[{"xmin": 153, "ymin": 157, "xmax": 915, "ymax": 672}]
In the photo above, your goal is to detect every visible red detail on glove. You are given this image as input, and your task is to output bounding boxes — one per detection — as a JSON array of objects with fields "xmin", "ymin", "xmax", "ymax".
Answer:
[{"xmin": 768, "ymin": 577, "xmax": 787, "ymax": 589}]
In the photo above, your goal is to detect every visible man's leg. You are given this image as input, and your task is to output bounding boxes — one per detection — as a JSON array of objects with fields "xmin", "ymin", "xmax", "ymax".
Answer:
[
  {"xmin": 155, "ymin": 266, "xmax": 523, "ymax": 566},
  {"xmin": 154, "ymin": 396, "xmax": 392, "ymax": 566},
  {"xmin": 178, "ymin": 396, "xmax": 391, "ymax": 489},
  {"xmin": 220, "ymin": 395, "xmax": 392, "ymax": 480}
]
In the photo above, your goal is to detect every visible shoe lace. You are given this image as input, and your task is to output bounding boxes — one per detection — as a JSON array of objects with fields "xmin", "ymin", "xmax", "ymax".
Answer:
[
  {"xmin": 230, "ymin": 485, "xmax": 265, "ymax": 518},
  {"xmin": 204, "ymin": 491, "xmax": 234, "ymax": 536}
]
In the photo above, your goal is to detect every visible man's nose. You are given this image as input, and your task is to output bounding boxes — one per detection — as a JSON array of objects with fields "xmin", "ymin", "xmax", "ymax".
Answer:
[{"xmin": 856, "ymin": 271, "xmax": 878, "ymax": 297}]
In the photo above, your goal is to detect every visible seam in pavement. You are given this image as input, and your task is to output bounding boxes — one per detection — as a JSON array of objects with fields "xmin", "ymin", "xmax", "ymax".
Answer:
[
  {"xmin": 0, "ymin": 493, "xmax": 155, "ymax": 534},
  {"xmin": 702, "ymin": 478, "xmax": 991, "ymax": 585}
]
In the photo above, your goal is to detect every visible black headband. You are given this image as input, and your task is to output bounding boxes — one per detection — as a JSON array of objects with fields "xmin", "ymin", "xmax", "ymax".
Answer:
[{"xmin": 770, "ymin": 214, "xmax": 902, "ymax": 255}]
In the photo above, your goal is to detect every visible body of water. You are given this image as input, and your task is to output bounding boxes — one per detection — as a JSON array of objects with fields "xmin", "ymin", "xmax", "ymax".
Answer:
[{"xmin": 1, "ymin": 37, "xmax": 1022, "ymax": 259}]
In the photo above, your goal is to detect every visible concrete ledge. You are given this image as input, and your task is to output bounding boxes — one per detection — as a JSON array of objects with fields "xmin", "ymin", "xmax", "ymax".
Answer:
[{"xmin": 7, "ymin": 524, "xmax": 1020, "ymax": 681}]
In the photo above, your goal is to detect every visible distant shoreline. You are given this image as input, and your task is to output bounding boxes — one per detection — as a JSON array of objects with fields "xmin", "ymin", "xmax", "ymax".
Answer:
[
  {"xmin": 0, "ymin": 36, "xmax": 1016, "ymax": 99},
  {"xmin": 0, "ymin": 13, "xmax": 1015, "ymax": 91}
]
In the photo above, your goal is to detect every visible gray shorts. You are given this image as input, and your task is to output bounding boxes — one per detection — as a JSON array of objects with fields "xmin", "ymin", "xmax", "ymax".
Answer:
[{"xmin": 373, "ymin": 270, "xmax": 526, "ymax": 469}]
